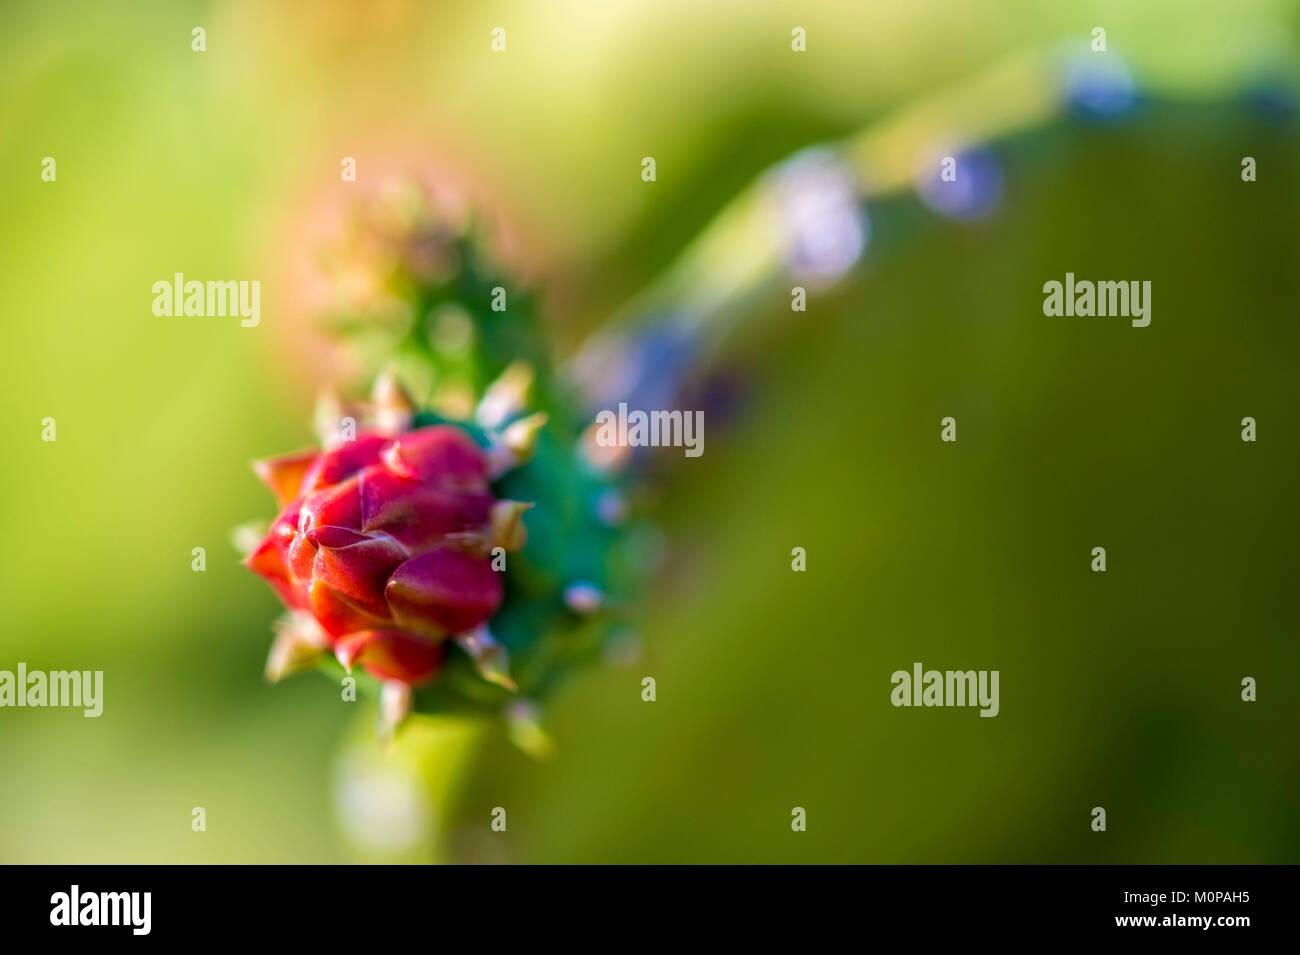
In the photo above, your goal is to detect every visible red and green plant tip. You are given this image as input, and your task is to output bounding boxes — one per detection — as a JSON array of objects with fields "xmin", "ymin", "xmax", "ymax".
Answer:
[
  {"xmin": 245, "ymin": 370, "xmax": 545, "ymax": 733},
  {"xmin": 242, "ymin": 183, "xmax": 640, "ymax": 747}
]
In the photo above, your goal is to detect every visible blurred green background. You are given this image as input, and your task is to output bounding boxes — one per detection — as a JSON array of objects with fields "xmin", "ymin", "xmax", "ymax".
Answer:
[{"xmin": 1, "ymin": 0, "xmax": 1297, "ymax": 863}]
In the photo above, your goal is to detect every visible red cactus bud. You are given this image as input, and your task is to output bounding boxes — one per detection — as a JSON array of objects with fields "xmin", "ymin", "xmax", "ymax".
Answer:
[{"xmin": 245, "ymin": 423, "xmax": 525, "ymax": 689}]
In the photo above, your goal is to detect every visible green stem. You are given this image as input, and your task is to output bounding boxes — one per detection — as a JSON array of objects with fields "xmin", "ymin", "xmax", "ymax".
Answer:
[{"xmin": 333, "ymin": 710, "xmax": 491, "ymax": 863}]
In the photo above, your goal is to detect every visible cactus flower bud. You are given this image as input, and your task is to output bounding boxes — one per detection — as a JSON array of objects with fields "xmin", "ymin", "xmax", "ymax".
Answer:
[
  {"xmin": 250, "ymin": 178, "xmax": 641, "ymax": 749},
  {"xmin": 246, "ymin": 423, "xmax": 522, "ymax": 688}
]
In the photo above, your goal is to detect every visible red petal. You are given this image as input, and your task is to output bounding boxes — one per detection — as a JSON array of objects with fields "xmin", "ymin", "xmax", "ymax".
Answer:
[
  {"xmin": 245, "ymin": 537, "xmax": 303, "ymax": 610},
  {"xmin": 288, "ymin": 533, "xmax": 317, "ymax": 587},
  {"xmin": 358, "ymin": 466, "xmax": 492, "ymax": 550},
  {"xmin": 253, "ymin": 449, "xmax": 319, "ymax": 507},
  {"xmin": 385, "ymin": 546, "xmax": 503, "ymax": 636},
  {"xmin": 301, "ymin": 433, "xmax": 389, "ymax": 492},
  {"xmin": 334, "ymin": 629, "xmax": 445, "ymax": 686},
  {"xmin": 298, "ymin": 476, "xmax": 363, "ymax": 534},
  {"xmin": 245, "ymin": 505, "xmax": 308, "ymax": 608},
  {"xmin": 381, "ymin": 426, "xmax": 487, "ymax": 491},
  {"xmin": 309, "ymin": 528, "xmax": 408, "ymax": 618},
  {"xmin": 308, "ymin": 579, "xmax": 391, "ymax": 639}
]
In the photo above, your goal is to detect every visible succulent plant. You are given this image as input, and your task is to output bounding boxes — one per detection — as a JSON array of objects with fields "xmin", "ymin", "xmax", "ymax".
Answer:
[
  {"xmin": 242, "ymin": 50, "xmax": 1270, "ymax": 853},
  {"xmin": 245, "ymin": 183, "xmax": 642, "ymax": 742}
]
